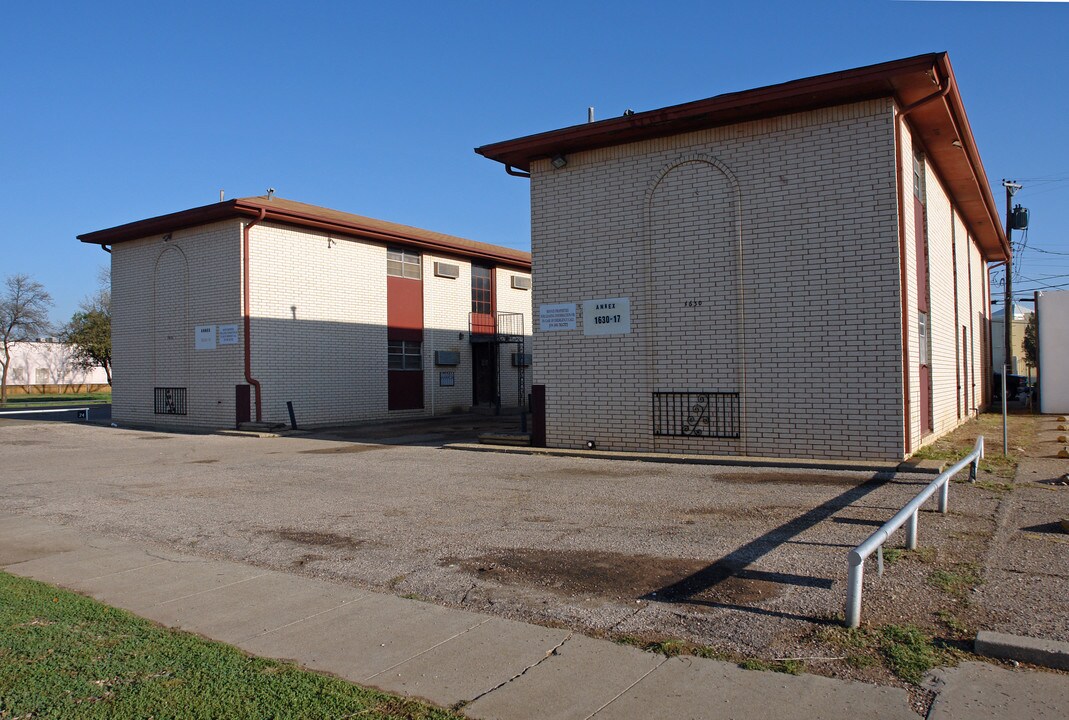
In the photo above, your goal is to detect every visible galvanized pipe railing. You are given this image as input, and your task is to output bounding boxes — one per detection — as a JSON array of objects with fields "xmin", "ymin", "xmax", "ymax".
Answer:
[{"xmin": 844, "ymin": 435, "xmax": 984, "ymax": 628}]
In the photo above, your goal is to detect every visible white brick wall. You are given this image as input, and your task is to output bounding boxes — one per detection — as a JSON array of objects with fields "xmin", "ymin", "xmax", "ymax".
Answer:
[
  {"xmin": 899, "ymin": 119, "xmax": 991, "ymax": 453},
  {"xmin": 111, "ymin": 220, "xmax": 244, "ymax": 429},
  {"xmin": 423, "ymin": 253, "xmax": 475, "ymax": 413},
  {"xmin": 111, "ymin": 217, "xmax": 532, "ymax": 429},
  {"xmin": 530, "ymin": 100, "xmax": 905, "ymax": 460}
]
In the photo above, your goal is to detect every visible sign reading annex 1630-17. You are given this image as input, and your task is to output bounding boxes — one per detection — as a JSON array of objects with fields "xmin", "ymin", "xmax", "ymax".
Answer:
[{"xmin": 582, "ymin": 298, "xmax": 631, "ymax": 336}]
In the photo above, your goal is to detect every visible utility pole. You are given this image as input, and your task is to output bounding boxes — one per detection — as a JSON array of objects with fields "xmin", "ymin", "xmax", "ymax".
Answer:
[
  {"xmin": 1001, "ymin": 180, "xmax": 1022, "ymax": 458},
  {"xmin": 1003, "ymin": 180, "xmax": 1022, "ymax": 375}
]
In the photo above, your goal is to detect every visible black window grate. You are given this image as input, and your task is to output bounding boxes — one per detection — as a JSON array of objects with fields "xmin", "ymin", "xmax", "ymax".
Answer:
[
  {"xmin": 154, "ymin": 387, "xmax": 187, "ymax": 415},
  {"xmin": 652, "ymin": 391, "xmax": 739, "ymax": 439}
]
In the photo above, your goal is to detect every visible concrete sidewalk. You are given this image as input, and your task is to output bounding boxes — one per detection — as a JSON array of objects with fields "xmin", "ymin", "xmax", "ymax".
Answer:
[{"xmin": 2, "ymin": 513, "xmax": 1064, "ymax": 719}]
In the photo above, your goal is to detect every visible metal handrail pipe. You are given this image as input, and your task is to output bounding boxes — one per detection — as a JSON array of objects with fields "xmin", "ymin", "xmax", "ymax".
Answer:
[{"xmin": 845, "ymin": 435, "xmax": 983, "ymax": 628}]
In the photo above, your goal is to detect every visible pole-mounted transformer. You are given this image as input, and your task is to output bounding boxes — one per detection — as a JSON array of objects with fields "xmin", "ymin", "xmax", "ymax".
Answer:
[{"xmin": 1012, "ymin": 204, "xmax": 1029, "ymax": 230}]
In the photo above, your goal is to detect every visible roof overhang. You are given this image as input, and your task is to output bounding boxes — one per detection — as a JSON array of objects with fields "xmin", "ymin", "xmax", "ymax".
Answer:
[
  {"xmin": 78, "ymin": 197, "xmax": 532, "ymax": 270},
  {"xmin": 476, "ymin": 52, "xmax": 1007, "ymax": 261}
]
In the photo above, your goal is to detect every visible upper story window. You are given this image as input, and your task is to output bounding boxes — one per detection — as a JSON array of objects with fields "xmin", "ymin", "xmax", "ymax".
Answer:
[
  {"xmin": 472, "ymin": 265, "xmax": 492, "ymax": 314},
  {"xmin": 387, "ymin": 248, "xmax": 421, "ymax": 279},
  {"xmin": 912, "ymin": 149, "xmax": 925, "ymax": 204}
]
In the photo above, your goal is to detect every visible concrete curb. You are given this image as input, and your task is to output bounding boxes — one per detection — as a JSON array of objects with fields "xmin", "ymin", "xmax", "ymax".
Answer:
[
  {"xmin": 974, "ymin": 631, "xmax": 1069, "ymax": 671},
  {"xmin": 445, "ymin": 443, "xmax": 940, "ymax": 474}
]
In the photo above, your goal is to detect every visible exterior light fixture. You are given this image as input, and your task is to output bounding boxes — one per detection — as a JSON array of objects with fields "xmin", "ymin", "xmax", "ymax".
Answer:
[
  {"xmin": 951, "ymin": 140, "xmax": 963, "ymax": 149},
  {"xmin": 586, "ymin": 440, "xmax": 596, "ymax": 450},
  {"xmin": 551, "ymin": 154, "xmax": 568, "ymax": 169}
]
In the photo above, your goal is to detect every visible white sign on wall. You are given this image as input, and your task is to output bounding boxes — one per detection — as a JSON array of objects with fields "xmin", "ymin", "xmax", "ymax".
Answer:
[
  {"xmin": 218, "ymin": 324, "xmax": 239, "ymax": 345},
  {"xmin": 539, "ymin": 303, "xmax": 577, "ymax": 331},
  {"xmin": 582, "ymin": 298, "xmax": 631, "ymax": 336},
  {"xmin": 194, "ymin": 325, "xmax": 216, "ymax": 350}
]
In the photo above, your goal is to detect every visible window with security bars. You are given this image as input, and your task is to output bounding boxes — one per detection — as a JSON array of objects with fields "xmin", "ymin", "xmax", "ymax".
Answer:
[
  {"xmin": 154, "ymin": 387, "xmax": 187, "ymax": 415},
  {"xmin": 387, "ymin": 248, "xmax": 421, "ymax": 279},
  {"xmin": 388, "ymin": 340, "xmax": 422, "ymax": 370},
  {"xmin": 652, "ymin": 391, "xmax": 739, "ymax": 439},
  {"xmin": 472, "ymin": 265, "xmax": 492, "ymax": 314}
]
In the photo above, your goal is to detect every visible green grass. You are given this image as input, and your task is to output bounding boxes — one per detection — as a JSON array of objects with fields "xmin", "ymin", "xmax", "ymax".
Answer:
[
  {"xmin": 876, "ymin": 625, "xmax": 950, "ymax": 685},
  {"xmin": 818, "ymin": 623, "xmax": 960, "ymax": 684},
  {"xmin": 737, "ymin": 658, "xmax": 805, "ymax": 675},
  {"xmin": 0, "ymin": 571, "xmax": 458, "ymax": 720},
  {"xmin": 928, "ymin": 563, "xmax": 982, "ymax": 599},
  {"xmin": 0, "ymin": 390, "xmax": 112, "ymax": 408}
]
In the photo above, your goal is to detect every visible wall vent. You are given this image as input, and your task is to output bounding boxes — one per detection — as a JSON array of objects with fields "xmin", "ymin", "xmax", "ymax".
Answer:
[
  {"xmin": 435, "ymin": 350, "xmax": 460, "ymax": 366},
  {"xmin": 434, "ymin": 262, "xmax": 460, "ymax": 279},
  {"xmin": 511, "ymin": 352, "xmax": 532, "ymax": 367}
]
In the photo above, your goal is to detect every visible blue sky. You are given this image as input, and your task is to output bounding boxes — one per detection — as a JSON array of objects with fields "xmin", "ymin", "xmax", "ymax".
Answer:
[{"xmin": 1, "ymin": 0, "xmax": 1067, "ymax": 323}]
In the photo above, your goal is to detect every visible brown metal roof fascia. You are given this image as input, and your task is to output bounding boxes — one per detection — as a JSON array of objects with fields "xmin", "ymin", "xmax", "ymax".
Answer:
[
  {"xmin": 231, "ymin": 200, "xmax": 531, "ymax": 271},
  {"xmin": 893, "ymin": 55, "xmax": 1007, "ymax": 262},
  {"xmin": 77, "ymin": 201, "xmax": 244, "ymax": 245},
  {"xmin": 475, "ymin": 53, "xmax": 941, "ymax": 170},
  {"xmin": 78, "ymin": 199, "xmax": 531, "ymax": 271},
  {"xmin": 937, "ymin": 57, "xmax": 1010, "ymax": 261}
]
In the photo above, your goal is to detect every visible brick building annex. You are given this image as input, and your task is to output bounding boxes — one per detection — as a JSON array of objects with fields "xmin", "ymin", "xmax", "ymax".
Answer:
[
  {"xmin": 79, "ymin": 197, "xmax": 532, "ymax": 430},
  {"xmin": 477, "ymin": 53, "xmax": 1007, "ymax": 461}
]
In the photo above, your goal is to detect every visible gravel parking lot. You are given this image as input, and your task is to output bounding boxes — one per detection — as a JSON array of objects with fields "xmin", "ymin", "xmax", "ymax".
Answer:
[{"xmin": 1, "ymin": 413, "xmax": 1058, "ymax": 693}]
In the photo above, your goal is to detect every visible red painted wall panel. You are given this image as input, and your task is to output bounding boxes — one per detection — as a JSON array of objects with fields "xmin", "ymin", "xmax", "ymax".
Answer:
[{"xmin": 387, "ymin": 276, "xmax": 423, "ymax": 342}]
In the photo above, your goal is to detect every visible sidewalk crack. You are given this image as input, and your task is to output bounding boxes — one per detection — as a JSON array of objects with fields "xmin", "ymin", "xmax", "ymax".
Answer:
[
  {"xmin": 585, "ymin": 656, "xmax": 669, "ymax": 719},
  {"xmin": 467, "ymin": 633, "xmax": 573, "ymax": 705}
]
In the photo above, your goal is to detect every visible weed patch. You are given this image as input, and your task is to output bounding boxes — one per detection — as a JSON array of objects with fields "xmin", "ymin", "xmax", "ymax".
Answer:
[
  {"xmin": 928, "ymin": 564, "xmax": 982, "ymax": 598},
  {"xmin": 738, "ymin": 658, "xmax": 804, "ymax": 675},
  {"xmin": 877, "ymin": 625, "xmax": 953, "ymax": 685},
  {"xmin": 614, "ymin": 635, "xmax": 728, "ymax": 661},
  {"xmin": 818, "ymin": 623, "xmax": 959, "ymax": 684}
]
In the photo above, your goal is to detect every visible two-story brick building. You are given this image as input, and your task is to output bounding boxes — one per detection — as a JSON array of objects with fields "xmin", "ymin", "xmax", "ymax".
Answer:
[
  {"xmin": 79, "ymin": 196, "xmax": 532, "ymax": 430},
  {"xmin": 477, "ymin": 53, "xmax": 1006, "ymax": 461}
]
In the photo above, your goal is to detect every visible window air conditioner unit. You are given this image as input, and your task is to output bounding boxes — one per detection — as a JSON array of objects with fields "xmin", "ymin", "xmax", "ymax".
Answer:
[
  {"xmin": 434, "ymin": 262, "xmax": 460, "ymax": 279},
  {"xmin": 511, "ymin": 352, "xmax": 532, "ymax": 367},
  {"xmin": 511, "ymin": 275, "xmax": 532, "ymax": 290},
  {"xmin": 435, "ymin": 350, "xmax": 460, "ymax": 366}
]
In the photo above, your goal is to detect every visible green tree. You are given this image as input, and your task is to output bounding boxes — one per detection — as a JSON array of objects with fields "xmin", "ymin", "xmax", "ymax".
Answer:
[
  {"xmin": 1022, "ymin": 311, "xmax": 1038, "ymax": 372},
  {"xmin": 0, "ymin": 274, "xmax": 54, "ymax": 403},
  {"xmin": 63, "ymin": 269, "xmax": 111, "ymax": 385}
]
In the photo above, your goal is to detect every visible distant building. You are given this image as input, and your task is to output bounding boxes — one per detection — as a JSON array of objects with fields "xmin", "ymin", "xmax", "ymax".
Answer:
[
  {"xmin": 991, "ymin": 302, "xmax": 1034, "ymax": 380},
  {"xmin": 1037, "ymin": 291, "xmax": 1068, "ymax": 414},
  {"xmin": 79, "ymin": 197, "xmax": 532, "ymax": 430},
  {"xmin": 478, "ymin": 53, "xmax": 1005, "ymax": 460},
  {"xmin": 4, "ymin": 339, "xmax": 109, "ymax": 392}
]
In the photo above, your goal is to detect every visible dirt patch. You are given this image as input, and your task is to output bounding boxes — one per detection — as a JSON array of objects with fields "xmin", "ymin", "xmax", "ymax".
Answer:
[
  {"xmin": 188, "ymin": 459, "xmax": 219, "ymax": 464},
  {"xmin": 275, "ymin": 529, "xmax": 368, "ymax": 550},
  {"xmin": 441, "ymin": 548, "xmax": 786, "ymax": 606},
  {"xmin": 299, "ymin": 444, "xmax": 388, "ymax": 455}
]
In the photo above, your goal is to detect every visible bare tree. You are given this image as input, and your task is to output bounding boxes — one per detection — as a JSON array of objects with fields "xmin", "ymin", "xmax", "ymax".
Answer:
[{"xmin": 0, "ymin": 274, "xmax": 53, "ymax": 403}]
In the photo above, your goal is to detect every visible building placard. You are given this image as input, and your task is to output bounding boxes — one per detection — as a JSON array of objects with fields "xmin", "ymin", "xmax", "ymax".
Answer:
[
  {"xmin": 539, "ymin": 303, "xmax": 577, "ymax": 331},
  {"xmin": 194, "ymin": 325, "xmax": 216, "ymax": 350},
  {"xmin": 218, "ymin": 324, "xmax": 239, "ymax": 345},
  {"xmin": 582, "ymin": 298, "xmax": 631, "ymax": 336},
  {"xmin": 439, "ymin": 371, "xmax": 455, "ymax": 387}
]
